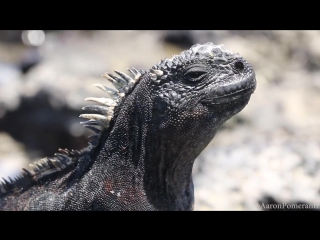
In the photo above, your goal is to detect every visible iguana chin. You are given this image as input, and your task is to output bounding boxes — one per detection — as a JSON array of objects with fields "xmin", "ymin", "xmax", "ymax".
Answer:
[{"xmin": 0, "ymin": 43, "xmax": 256, "ymax": 211}]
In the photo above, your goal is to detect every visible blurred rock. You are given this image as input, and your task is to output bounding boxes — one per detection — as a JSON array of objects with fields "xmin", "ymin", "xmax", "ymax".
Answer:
[
  {"xmin": 0, "ymin": 133, "xmax": 29, "ymax": 179},
  {"xmin": 0, "ymin": 91, "xmax": 89, "ymax": 159},
  {"xmin": 19, "ymin": 48, "xmax": 42, "ymax": 74},
  {"xmin": 0, "ymin": 31, "xmax": 23, "ymax": 43},
  {"xmin": 162, "ymin": 30, "xmax": 195, "ymax": 49}
]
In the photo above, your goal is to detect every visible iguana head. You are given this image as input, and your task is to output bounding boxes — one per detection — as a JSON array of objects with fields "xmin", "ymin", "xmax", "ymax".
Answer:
[
  {"xmin": 148, "ymin": 42, "xmax": 256, "ymax": 131},
  {"xmin": 82, "ymin": 43, "xmax": 256, "ymax": 136}
]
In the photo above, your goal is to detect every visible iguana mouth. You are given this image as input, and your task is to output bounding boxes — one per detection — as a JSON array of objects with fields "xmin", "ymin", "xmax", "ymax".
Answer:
[{"xmin": 202, "ymin": 76, "xmax": 256, "ymax": 105}]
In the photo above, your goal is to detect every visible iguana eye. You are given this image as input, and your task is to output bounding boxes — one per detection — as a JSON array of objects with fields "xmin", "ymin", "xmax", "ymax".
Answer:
[
  {"xmin": 184, "ymin": 65, "xmax": 207, "ymax": 82},
  {"xmin": 186, "ymin": 72, "xmax": 204, "ymax": 78}
]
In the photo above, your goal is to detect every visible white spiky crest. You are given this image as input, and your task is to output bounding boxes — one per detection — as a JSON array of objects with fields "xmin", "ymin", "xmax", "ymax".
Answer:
[
  {"xmin": 80, "ymin": 67, "xmax": 144, "ymax": 136},
  {"xmin": 0, "ymin": 68, "xmax": 144, "ymax": 195}
]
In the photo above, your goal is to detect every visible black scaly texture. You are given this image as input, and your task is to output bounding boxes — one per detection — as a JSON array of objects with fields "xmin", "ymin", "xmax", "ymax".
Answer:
[{"xmin": 0, "ymin": 43, "xmax": 256, "ymax": 210}]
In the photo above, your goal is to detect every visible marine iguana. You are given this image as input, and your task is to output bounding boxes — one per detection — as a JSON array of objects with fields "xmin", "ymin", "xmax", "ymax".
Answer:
[{"xmin": 0, "ymin": 43, "xmax": 256, "ymax": 211}]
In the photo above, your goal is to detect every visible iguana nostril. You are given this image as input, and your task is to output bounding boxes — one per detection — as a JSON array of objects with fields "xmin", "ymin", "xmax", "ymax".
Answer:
[{"xmin": 234, "ymin": 61, "xmax": 244, "ymax": 71}]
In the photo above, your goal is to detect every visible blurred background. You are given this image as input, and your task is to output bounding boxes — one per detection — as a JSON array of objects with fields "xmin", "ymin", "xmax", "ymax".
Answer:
[{"xmin": 0, "ymin": 30, "xmax": 319, "ymax": 210}]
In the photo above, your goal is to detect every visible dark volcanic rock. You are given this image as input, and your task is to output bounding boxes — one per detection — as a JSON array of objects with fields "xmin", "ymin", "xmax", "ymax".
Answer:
[{"xmin": 0, "ymin": 91, "xmax": 89, "ymax": 159}]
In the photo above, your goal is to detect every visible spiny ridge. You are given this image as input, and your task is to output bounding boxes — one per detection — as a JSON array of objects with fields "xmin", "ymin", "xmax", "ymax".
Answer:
[
  {"xmin": 0, "ymin": 148, "xmax": 82, "ymax": 195},
  {"xmin": 80, "ymin": 67, "xmax": 145, "ymax": 136},
  {"xmin": 0, "ymin": 67, "xmax": 146, "ymax": 196}
]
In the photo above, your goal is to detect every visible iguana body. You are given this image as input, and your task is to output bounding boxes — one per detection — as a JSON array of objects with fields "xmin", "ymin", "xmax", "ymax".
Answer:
[{"xmin": 0, "ymin": 43, "xmax": 256, "ymax": 211}]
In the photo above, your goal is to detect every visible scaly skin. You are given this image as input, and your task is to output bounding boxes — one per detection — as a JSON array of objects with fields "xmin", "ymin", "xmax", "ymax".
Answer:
[{"xmin": 0, "ymin": 43, "xmax": 256, "ymax": 210}]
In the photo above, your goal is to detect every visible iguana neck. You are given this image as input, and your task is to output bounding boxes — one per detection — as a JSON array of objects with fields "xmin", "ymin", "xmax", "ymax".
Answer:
[
  {"xmin": 143, "ymin": 129, "xmax": 197, "ymax": 211},
  {"xmin": 91, "ymin": 81, "xmax": 223, "ymax": 210},
  {"xmin": 143, "ymin": 109, "xmax": 225, "ymax": 210}
]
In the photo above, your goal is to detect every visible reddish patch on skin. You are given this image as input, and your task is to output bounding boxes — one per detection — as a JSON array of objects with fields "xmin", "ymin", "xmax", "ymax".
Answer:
[
  {"xmin": 102, "ymin": 174, "xmax": 151, "ymax": 209},
  {"xmin": 116, "ymin": 186, "xmax": 152, "ymax": 210},
  {"xmin": 104, "ymin": 179, "xmax": 114, "ymax": 192},
  {"xmin": 118, "ymin": 186, "xmax": 144, "ymax": 202}
]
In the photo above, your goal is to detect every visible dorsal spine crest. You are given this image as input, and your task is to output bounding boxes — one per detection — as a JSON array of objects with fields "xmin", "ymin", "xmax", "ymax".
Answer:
[{"xmin": 0, "ymin": 67, "xmax": 144, "ymax": 196}]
